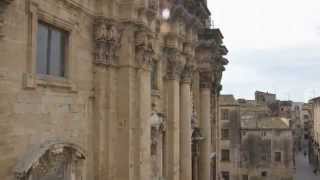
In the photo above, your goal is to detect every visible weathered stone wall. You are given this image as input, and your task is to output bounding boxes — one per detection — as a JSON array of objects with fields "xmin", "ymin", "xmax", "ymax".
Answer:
[
  {"xmin": 240, "ymin": 130, "xmax": 293, "ymax": 180},
  {"xmin": 0, "ymin": 1, "xmax": 95, "ymax": 180}
]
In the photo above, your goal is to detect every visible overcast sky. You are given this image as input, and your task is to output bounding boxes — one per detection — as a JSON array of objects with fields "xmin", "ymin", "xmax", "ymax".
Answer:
[{"xmin": 208, "ymin": 0, "xmax": 320, "ymax": 102}]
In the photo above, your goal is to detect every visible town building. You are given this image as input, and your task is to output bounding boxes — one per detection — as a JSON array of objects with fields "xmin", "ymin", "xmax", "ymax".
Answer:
[
  {"xmin": 218, "ymin": 95, "xmax": 241, "ymax": 180},
  {"xmin": 309, "ymin": 97, "xmax": 320, "ymax": 174},
  {"xmin": 240, "ymin": 117, "xmax": 294, "ymax": 180},
  {"xmin": 0, "ymin": 1, "xmax": 229, "ymax": 180}
]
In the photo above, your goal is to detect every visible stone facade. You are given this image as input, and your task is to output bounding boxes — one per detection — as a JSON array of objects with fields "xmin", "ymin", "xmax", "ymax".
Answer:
[
  {"xmin": 218, "ymin": 95, "xmax": 241, "ymax": 180},
  {"xmin": 309, "ymin": 97, "xmax": 320, "ymax": 174},
  {"xmin": 0, "ymin": 1, "xmax": 228, "ymax": 180},
  {"xmin": 240, "ymin": 117, "xmax": 294, "ymax": 180}
]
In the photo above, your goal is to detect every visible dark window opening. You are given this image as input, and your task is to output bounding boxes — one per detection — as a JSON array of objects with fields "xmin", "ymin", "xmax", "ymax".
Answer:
[
  {"xmin": 261, "ymin": 171, "xmax": 268, "ymax": 177},
  {"xmin": 242, "ymin": 174, "xmax": 248, "ymax": 180},
  {"xmin": 275, "ymin": 152, "xmax": 281, "ymax": 162},
  {"xmin": 151, "ymin": 60, "xmax": 158, "ymax": 90},
  {"xmin": 221, "ymin": 149, "xmax": 230, "ymax": 162},
  {"xmin": 221, "ymin": 171, "xmax": 230, "ymax": 180},
  {"xmin": 221, "ymin": 129, "xmax": 230, "ymax": 140}
]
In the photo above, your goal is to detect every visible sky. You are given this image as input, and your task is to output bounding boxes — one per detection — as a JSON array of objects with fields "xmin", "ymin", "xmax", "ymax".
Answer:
[{"xmin": 207, "ymin": 0, "xmax": 320, "ymax": 102}]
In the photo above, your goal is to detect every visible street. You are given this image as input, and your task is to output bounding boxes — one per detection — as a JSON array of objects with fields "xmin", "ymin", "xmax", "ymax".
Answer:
[{"xmin": 294, "ymin": 152, "xmax": 319, "ymax": 180}]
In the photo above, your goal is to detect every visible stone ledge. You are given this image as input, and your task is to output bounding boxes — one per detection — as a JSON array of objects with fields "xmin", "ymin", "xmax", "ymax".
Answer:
[{"xmin": 23, "ymin": 73, "xmax": 78, "ymax": 93}]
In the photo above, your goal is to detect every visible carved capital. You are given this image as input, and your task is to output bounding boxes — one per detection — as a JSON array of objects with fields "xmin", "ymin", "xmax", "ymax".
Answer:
[
  {"xmin": 181, "ymin": 59, "xmax": 195, "ymax": 83},
  {"xmin": 0, "ymin": 0, "xmax": 14, "ymax": 38},
  {"xmin": 135, "ymin": 31, "xmax": 154, "ymax": 69},
  {"xmin": 199, "ymin": 71, "xmax": 212, "ymax": 89},
  {"xmin": 165, "ymin": 49, "xmax": 183, "ymax": 80},
  {"xmin": 94, "ymin": 18, "xmax": 122, "ymax": 67}
]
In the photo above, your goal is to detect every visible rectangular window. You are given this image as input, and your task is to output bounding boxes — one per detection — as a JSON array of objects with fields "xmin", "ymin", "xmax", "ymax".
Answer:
[
  {"xmin": 242, "ymin": 175, "xmax": 248, "ymax": 180},
  {"xmin": 222, "ymin": 109, "xmax": 229, "ymax": 120},
  {"xmin": 37, "ymin": 21, "xmax": 67, "ymax": 77},
  {"xmin": 221, "ymin": 171, "xmax": 230, "ymax": 180},
  {"xmin": 221, "ymin": 129, "xmax": 230, "ymax": 140},
  {"xmin": 275, "ymin": 152, "xmax": 281, "ymax": 162},
  {"xmin": 221, "ymin": 149, "xmax": 230, "ymax": 162}
]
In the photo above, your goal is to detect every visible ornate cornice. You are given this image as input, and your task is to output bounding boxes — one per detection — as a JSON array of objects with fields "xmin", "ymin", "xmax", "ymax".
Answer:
[
  {"xmin": 93, "ymin": 18, "xmax": 122, "ymax": 67},
  {"xmin": 165, "ymin": 48, "xmax": 184, "ymax": 80}
]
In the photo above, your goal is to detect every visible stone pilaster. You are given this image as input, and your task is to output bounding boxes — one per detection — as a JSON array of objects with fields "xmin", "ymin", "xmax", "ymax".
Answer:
[
  {"xmin": 180, "ymin": 62, "xmax": 194, "ymax": 180},
  {"xmin": 165, "ymin": 48, "xmax": 183, "ymax": 180},
  {"xmin": 199, "ymin": 71, "xmax": 212, "ymax": 180}
]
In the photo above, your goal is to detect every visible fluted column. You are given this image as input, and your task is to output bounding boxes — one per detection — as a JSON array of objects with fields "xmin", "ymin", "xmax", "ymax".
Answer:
[
  {"xmin": 165, "ymin": 49, "xmax": 183, "ymax": 180},
  {"xmin": 199, "ymin": 71, "xmax": 212, "ymax": 180},
  {"xmin": 180, "ymin": 64, "xmax": 193, "ymax": 180}
]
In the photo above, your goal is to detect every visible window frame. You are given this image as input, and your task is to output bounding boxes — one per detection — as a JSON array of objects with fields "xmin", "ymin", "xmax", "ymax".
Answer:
[
  {"xmin": 221, "ymin": 109, "xmax": 229, "ymax": 120},
  {"xmin": 221, "ymin": 149, "xmax": 230, "ymax": 162},
  {"xmin": 221, "ymin": 128, "xmax": 230, "ymax": 140},
  {"xmin": 24, "ymin": 3, "xmax": 76, "ymax": 92},
  {"xmin": 275, "ymin": 152, "xmax": 282, "ymax": 162},
  {"xmin": 37, "ymin": 21, "xmax": 68, "ymax": 78}
]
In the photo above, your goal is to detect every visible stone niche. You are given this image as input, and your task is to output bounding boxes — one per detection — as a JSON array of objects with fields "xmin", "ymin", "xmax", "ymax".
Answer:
[{"xmin": 14, "ymin": 141, "xmax": 86, "ymax": 180}]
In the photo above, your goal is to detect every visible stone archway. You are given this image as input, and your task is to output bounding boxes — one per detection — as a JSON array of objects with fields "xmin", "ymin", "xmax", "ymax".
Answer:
[{"xmin": 14, "ymin": 141, "xmax": 86, "ymax": 180}]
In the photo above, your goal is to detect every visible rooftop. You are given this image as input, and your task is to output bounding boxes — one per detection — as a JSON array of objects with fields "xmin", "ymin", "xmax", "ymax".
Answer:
[{"xmin": 241, "ymin": 117, "xmax": 290, "ymax": 129}]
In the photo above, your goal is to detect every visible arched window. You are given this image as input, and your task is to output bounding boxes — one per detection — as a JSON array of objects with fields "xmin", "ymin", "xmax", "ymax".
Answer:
[{"xmin": 14, "ymin": 141, "xmax": 86, "ymax": 180}]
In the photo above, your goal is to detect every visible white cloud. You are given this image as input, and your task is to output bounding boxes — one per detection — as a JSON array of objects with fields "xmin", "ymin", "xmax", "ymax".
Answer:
[{"xmin": 208, "ymin": 0, "xmax": 320, "ymax": 102}]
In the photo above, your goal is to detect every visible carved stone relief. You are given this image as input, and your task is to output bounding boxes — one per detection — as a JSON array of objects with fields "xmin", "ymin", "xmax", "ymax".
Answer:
[
  {"xmin": 0, "ymin": 0, "xmax": 14, "ymax": 38},
  {"xmin": 165, "ymin": 48, "xmax": 184, "ymax": 80},
  {"xmin": 135, "ymin": 31, "xmax": 155, "ymax": 68},
  {"xmin": 14, "ymin": 142, "xmax": 86, "ymax": 180},
  {"xmin": 94, "ymin": 18, "xmax": 122, "ymax": 66}
]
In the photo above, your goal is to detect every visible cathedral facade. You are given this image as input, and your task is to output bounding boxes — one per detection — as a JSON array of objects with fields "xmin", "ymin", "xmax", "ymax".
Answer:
[{"xmin": 0, "ymin": 0, "xmax": 228, "ymax": 180}]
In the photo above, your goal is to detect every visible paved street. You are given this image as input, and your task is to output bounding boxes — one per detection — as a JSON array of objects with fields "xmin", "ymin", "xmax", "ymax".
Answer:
[{"xmin": 294, "ymin": 152, "xmax": 319, "ymax": 180}]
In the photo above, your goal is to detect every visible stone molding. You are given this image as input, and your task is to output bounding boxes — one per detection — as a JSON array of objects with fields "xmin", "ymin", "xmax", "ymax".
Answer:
[{"xmin": 94, "ymin": 18, "xmax": 122, "ymax": 67}]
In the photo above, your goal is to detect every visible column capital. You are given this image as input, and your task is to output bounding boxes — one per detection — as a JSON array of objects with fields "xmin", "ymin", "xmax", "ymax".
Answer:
[
  {"xmin": 93, "ymin": 18, "xmax": 122, "ymax": 67},
  {"xmin": 165, "ymin": 48, "xmax": 184, "ymax": 80},
  {"xmin": 199, "ymin": 71, "xmax": 212, "ymax": 89},
  {"xmin": 181, "ymin": 60, "xmax": 195, "ymax": 83},
  {"xmin": 135, "ymin": 30, "xmax": 155, "ymax": 70}
]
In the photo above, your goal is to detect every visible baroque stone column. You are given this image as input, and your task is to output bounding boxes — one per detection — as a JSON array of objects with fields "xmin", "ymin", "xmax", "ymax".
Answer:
[
  {"xmin": 180, "ymin": 62, "xmax": 194, "ymax": 180},
  {"xmin": 135, "ymin": 30, "xmax": 154, "ymax": 180},
  {"xmin": 165, "ymin": 48, "xmax": 183, "ymax": 180},
  {"xmin": 93, "ymin": 17, "xmax": 121, "ymax": 180},
  {"xmin": 199, "ymin": 71, "xmax": 212, "ymax": 180}
]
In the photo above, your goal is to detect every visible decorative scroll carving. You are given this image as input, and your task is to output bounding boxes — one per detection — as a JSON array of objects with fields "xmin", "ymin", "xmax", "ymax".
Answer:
[
  {"xmin": 165, "ymin": 48, "xmax": 183, "ymax": 80},
  {"xmin": 94, "ymin": 18, "xmax": 122, "ymax": 66},
  {"xmin": 135, "ymin": 31, "xmax": 154, "ymax": 68}
]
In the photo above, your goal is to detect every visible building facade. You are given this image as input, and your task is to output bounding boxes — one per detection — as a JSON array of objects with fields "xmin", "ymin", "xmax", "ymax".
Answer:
[
  {"xmin": 218, "ymin": 95, "xmax": 241, "ymax": 180},
  {"xmin": 309, "ymin": 97, "xmax": 320, "ymax": 174},
  {"xmin": 0, "ymin": 1, "xmax": 228, "ymax": 180},
  {"xmin": 240, "ymin": 117, "xmax": 294, "ymax": 180}
]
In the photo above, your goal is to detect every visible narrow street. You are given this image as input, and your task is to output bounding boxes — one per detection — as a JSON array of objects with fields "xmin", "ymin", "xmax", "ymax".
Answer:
[{"xmin": 294, "ymin": 152, "xmax": 319, "ymax": 180}]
